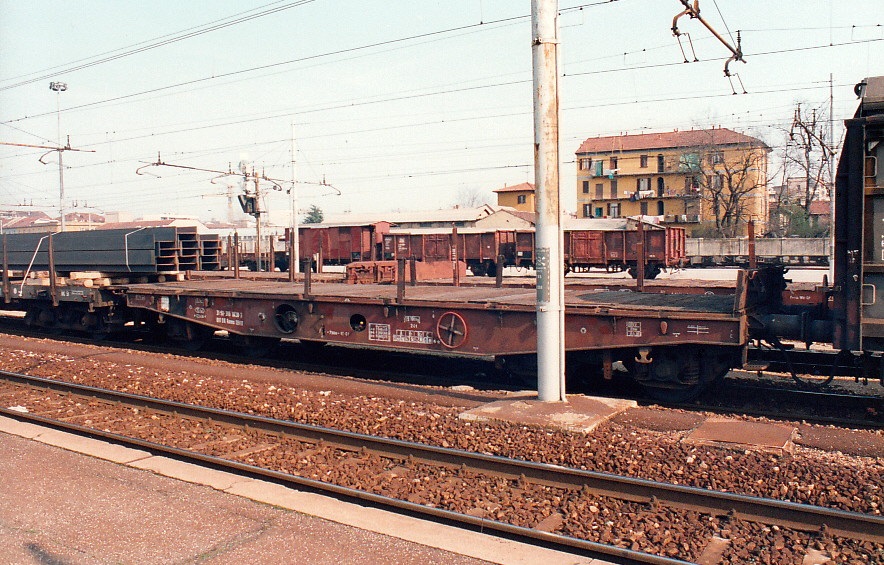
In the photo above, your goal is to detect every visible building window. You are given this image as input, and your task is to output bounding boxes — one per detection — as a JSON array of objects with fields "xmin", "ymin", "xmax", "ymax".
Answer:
[
  {"xmin": 582, "ymin": 203, "xmax": 591, "ymax": 217},
  {"xmin": 595, "ymin": 207, "xmax": 604, "ymax": 218},
  {"xmin": 684, "ymin": 176, "xmax": 700, "ymax": 191},
  {"xmin": 610, "ymin": 179, "xmax": 618, "ymax": 198},
  {"xmin": 608, "ymin": 203, "xmax": 621, "ymax": 217},
  {"xmin": 637, "ymin": 177, "xmax": 651, "ymax": 191},
  {"xmin": 678, "ymin": 152, "xmax": 701, "ymax": 172},
  {"xmin": 595, "ymin": 183, "xmax": 604, "ymax": 199},
  {"xmin": 609, "ymin": 156, "xmax": 618, "ymax": 170},
  {"xmin": 709, "ymin": 151, "xmax": 724, "ymax": 165},
  {"xmin": 657, "ymin": 201, "xmax": 665, "ymax": 215},
  {"xmin": 578, "ymin": 158, "xmax": 592, "ymax": 171},
  {"xmin": 582, "ymin": 180, "xmax": 589, "ymax": 194},
  {"xmin": 712, "ymin": 174, "xmax": 724, "ymax": 190},
  {"xmin": 517, "ymin": 194, "xmax": 527, "ymax": 204},
  {"xmin": 657, "ymin": 154, "xmax": 665, "ymax": 173},
  {"xmin": 657, "ymin": 177, "xmax": 665, "ymax": 196},
  {"xmin": 593, "ymin": 160, "xmax": 604, "ymax": 177},
  {"xmin": 640, "ymin": 201, "xmax": 648, "ymax": 215},
  {"xmin": 640, "ymin": 154, "xmax": 648, "ymax": 168}
]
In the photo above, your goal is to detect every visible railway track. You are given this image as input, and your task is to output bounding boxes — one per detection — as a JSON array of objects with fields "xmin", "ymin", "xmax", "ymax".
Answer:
[
  {"xmin": 2, "ymin": 311, "xmax": 881, "ymax": 429},
  {"xmin": 1, "ymin": 369, "xmax": 880, "ymax": 564},
  {"xmin": 676, "ymin": 375, "xmax": 884, "ymax": 429}
]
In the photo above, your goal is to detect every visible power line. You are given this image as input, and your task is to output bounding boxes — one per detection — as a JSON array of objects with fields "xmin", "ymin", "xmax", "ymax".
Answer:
[
  {"xmin": 0, "ymin": 76, "xmax": 849, "ymax": 170},
  {"xmin": 2, "ymin": 0, "xmax": 297, "ymax": 83},
  {"xmin": 0, "ymin": 1, "xmax": 318, "ymax": 91},
  {"xmin": 54, "ymin": 79, "xmax": 530, "ymax": 149},
  {"xmin": 0, "ymin": 16, "xmax": 529, "ymax": 125},
  {"xmin": 0, "ymin": 4, "xmax": 628, "ymax": 125},
  {"xmin": 0, "ymin": 122, "xmax": 51, "ymax": 144},
  {"xmin": 5, "ymin": 66, "xmax": 851, "ymax": 158},
  {"xmin": 740, "ymin": 24, "xmax": 882, "ymax": 33},
  {"xmin": 710, "ymin": 0, "xmax": 736, "ymax": 45},
  {"xmin": 565, "ymin": 37, "xmax": 883, "ymax": 78}
]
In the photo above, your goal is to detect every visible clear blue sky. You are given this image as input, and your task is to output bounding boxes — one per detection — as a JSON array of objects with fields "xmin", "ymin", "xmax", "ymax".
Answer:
[{"xmin": 0, "ymin": 1, "xmax": 881, "ymax": 224}]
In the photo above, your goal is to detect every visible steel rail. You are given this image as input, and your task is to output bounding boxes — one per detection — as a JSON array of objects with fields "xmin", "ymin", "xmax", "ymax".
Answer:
[
  {"xmin": 682, "ymin": 377, "xmax": 884, "ymax": 429},
  {"xmin": 0, "ymin": 372, "xmax": 687, "ymax": 565},
  {"xmin": 1, "ymin": 369, "xmax": 882, "ymax": 549}
]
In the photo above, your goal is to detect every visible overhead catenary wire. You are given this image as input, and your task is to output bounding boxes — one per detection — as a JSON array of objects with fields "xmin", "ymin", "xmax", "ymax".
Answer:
[
  {"xmin": 4, "ymin": 30, "xmax": 876, "ymax": 134},
  {"xmin": 1, "ymin": 0, "xmax": 299, "ymax": 84},
  {"xmin": 0, "ymin": 0, "xmax": 319, "ymax": 92},
  {"xmin": 1, "ymin": 3, "xmax": 877, "ymax": 220},
  {"xmin": 0, "ymin": 77, "xmax": 850, "ymax": 180}
]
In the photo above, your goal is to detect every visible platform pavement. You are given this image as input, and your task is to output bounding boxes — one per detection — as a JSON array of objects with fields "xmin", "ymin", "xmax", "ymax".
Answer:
[{"xmin": 0, "ymin": 415, "xmax": 610, "ymax": 565}]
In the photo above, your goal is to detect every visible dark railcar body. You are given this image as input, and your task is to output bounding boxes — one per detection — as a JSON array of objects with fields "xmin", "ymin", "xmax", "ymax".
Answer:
[
  {"xmin": 833, "ymin": 76, "xmax": 884, "ymax": 352},
  {"xmin": 299, "ymin": 222, "xmax": 390, "ymax": 266},
  {"xmin": 382, "ymin": 222, "xmax": 685, "ymax": 278}
]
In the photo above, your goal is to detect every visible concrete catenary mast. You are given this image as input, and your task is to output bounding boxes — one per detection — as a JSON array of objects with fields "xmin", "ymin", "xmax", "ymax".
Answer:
[{"xmin": 531, "ymin": 0, "xmax": 566, "ymax": 402}]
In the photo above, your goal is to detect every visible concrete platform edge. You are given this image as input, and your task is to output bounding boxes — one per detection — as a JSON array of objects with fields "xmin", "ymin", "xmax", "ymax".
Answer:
[{"xmin": 0, "ymin": 416, "xmax": 603, "ymax": 565}]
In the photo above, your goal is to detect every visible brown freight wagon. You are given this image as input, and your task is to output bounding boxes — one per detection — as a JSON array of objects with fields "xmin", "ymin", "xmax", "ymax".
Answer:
[
  {"xmin": 564, "ymin": 219, "xmax": 686, "ymax": 278},
  {"xmin": 299, "ymin": 222, "xmax": 391, "ymax": 268},
  {"xmin": 383, "ymin": 228, "xmax": 533, "ymax": 277},
  {"xmin": 384, "ymin": 219, "xmax": 685, "ymax": 279}
]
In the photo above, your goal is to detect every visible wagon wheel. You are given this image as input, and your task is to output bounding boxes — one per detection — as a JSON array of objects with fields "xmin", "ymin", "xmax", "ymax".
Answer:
[
  {"xmin": 79, "ymin": 312, "xmax": 110, "ymax": 341},
  {"xmin": 436, "ymin": 311, "xmax": 468, "ymax": 349},
  {"xmin": 231, "ymin": 334, "xmax": 280, "ymax": 358},
  {"xmin": 166, "ymin": 319, "xmax": 211, "ymax": 351}
]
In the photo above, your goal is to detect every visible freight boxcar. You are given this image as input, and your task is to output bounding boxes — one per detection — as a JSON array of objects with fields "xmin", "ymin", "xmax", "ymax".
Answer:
[
  {"xmin": 382, "ymin": 228, "xmax": 534, "ymax": 277},
  {"xmin": 383, "ymin": 219, "xmax": 685, "ymax": 279},
  {"xmin": 299, "ymin": 222, "xmax": 391, "ymax": 268},
  {"xmin": 563, "ymin": 219, "xmax": 685, "ymax": 278}
]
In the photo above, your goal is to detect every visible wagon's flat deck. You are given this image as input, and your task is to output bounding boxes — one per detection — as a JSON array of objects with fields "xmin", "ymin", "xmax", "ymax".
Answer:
[{"xmin": 121, "ymin": 279, "xmax": 737, "ymax": 316}]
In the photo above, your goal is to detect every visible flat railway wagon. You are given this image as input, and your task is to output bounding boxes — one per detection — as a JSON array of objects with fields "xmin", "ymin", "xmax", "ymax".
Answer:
[
  {"xmin": 382, "ymin": 219, "xmax": 686, "ymax": 279},
  {"xmin": 2, "ymin": 76, "xmax": 884, "ymax": 402},
  {"xmin": 120, "ymin": 277, "xmax": 747, "ymax": 402},
  {"xmin": 0, "ymin": 228, "xmax": 743, "ymax": 401},
  {"xmin": 685, "ymin": 237, "xmax": 830, "ymax": 267}
]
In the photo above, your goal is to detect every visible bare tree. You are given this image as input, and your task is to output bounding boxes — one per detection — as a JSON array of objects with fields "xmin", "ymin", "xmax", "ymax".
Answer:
[
  {"xmin": 784, "ymin": 102, "xmax": 834, "ymax": 211},
  {"xmin": 453, "ymin": 186, "xmax": 489, "ymax": 208},
  {"xmin": 766, "ymin": 145, "xmax": 794, "ymax": 237},
  {"xmin": 693, "ymin": 142, "xmax": 769, "ymax": 238}
]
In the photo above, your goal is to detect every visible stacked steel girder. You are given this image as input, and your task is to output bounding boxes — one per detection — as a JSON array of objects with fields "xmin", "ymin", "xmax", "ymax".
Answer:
[{"xmin": 3, "ymin": 227, "xmax": 221, "ymax": 275}]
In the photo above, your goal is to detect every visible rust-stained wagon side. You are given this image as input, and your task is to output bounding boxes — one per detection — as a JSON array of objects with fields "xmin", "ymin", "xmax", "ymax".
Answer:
[{"xmin": 122, "ymin": 277, "xmax": 747, "ymax": 401}]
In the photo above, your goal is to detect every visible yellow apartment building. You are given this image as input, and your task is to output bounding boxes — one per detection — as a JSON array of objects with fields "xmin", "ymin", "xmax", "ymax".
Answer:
[
  {"xmin": 575, "ymin": 127, "xmax": 770, "ymax": 236},
  {"xmin": 492, "ymin": 182, "xmax": 535, "ymax": 213}
]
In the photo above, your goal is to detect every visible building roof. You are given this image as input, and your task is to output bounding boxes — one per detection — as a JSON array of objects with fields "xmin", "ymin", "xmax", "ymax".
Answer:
[
  {"xmin": 64, "ymin": 212, "xmax": 105, "ymax": 224},
  {"xmin": 505, "ymin": 210, "xmax": 537, "ymax": 224},
  {"xmin": 576, "ymin": 127, "xmax": 768, "ymax": 155},
  {"xmin": 0, "ymin": 212, "xmax": 52, "ymax": 230},
  {"xmin": 492, "ymin": 182, "xmax": 535, "ymax": 193},
  {"xmin": 321, "ymin": 205, "xmax": 497, "ymax": 226},
  {"xmin": 808, "ymin": 200, "xmax": 832, "ymax": 216},
  {"xmin": 299, "ymin": 221, "xmax": 391, "ymax": 229}
]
